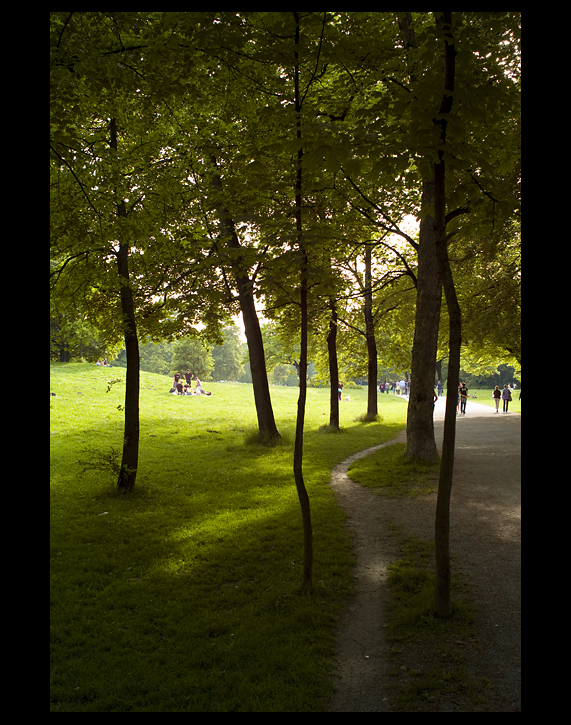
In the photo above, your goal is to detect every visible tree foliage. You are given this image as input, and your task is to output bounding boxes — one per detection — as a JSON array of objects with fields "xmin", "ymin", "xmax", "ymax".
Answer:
[{"xmin": 50, "ymin": 12, "xmax": 520, "ymax": 590}]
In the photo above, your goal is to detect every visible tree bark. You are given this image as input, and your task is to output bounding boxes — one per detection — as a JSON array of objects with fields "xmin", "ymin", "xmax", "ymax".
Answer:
[
  {"xmin": 432, "ymin": 11, "xmax": 458, "ymax": 619},
  {"xmin": 405, "ymin": 178, "xmax": 442, "ymax": 462},
  {"xmin": 327, "ymin": 297, "xmax": 340, "ymax": 429},
  {"xmin": 435, "ymin": 358, "xmax": 443, "ymax": 388},
  {"xmin": 294, "ymin": 245, "xmax": 313, "ymax": 589},
  {"xmin": 109, "ymin": 118, "xmax": 140, "ymax": 493},
  {"xmin": 364, "ymin": 243, "xmax": 378, "ymax": 419},
  {"xmin": 293, "ymin": 11, "xmax": 313, "ymax": 590},
  {"xmin": 400, "ymin": 13, "xmax": 443, "ymax": 463},
  {"xmin": 116, "ymin": 227, "xmax": 140, "ymax": 493},
  {"xmin": 210, "ymin": 162, "xmax": 280, "ymax": 441}
]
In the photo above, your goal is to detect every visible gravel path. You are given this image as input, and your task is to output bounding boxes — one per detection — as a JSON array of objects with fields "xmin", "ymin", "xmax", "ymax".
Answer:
[{"xmin": 328, "ymin": 396, "xmax": 521, "ymax": 712}]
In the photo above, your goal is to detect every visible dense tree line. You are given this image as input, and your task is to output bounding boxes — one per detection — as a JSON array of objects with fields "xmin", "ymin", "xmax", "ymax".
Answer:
[{"xmin": 51, "ymin": 12, "xmax": 520, "ymax": 605}]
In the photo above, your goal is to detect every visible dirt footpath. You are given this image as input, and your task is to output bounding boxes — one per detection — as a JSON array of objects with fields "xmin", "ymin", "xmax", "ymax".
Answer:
[{"xmin": 328, "ymin": 397, "xmax": 521, "ymax": 712}]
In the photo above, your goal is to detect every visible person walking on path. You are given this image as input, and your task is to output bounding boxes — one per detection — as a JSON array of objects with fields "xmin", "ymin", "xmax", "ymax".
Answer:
[
  {"xmin": 459, "ymin": 382, "xmax": 468, "ymax": 414},
  {"xmin": 437, "ymin": 379, "xmax": 443, "ymax": 397},
  {"xmin": 502, "ymin": 384, "xmax": 511, "ymax": 412},
  {"xmin": 493, "ymin": 385, "xmax": 502, "ymax": 412}
]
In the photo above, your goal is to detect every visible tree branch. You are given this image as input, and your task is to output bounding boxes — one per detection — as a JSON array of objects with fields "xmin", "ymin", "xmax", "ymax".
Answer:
[
  {"xmin": 50, "ymin": 144, "xmax": 103, "ymax": 221},
  {"xmin": 345, "ymin": 175, "xmax": 419, "ymax": 251}
]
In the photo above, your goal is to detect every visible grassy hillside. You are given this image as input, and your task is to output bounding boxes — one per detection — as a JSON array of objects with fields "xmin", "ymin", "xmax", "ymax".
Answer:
[{"xmin": 50, "ymin": 362, "xmax": 408, "ymax": 712}]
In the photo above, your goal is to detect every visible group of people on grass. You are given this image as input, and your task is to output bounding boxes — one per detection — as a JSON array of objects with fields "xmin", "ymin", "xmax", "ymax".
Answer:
[
  {"xmin": 378, "ymin": 380, "xmax": 410, "ymax": 395},
  {"xmin": 170, "ymin": 370, "xmax": 211, "ymax": 396}
]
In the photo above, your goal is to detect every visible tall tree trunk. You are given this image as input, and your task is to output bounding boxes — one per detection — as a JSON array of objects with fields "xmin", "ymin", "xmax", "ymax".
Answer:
[
  {"xmin": 110, "ymin": 118, "xmax": 140, "ymax": 493},
  {"xmin": 210, "ymin": 161, "xmax": 280, "ymax": 441},
  {"xmin": 294, "ymin": 246, "xmax": 312, "ymax": 589},
  {"xmin": 241, "ymin": 295, "xmax": 280, "ymax": 440},
  {"xmin": 293, "ymin": 11, "xmax": 313, "ymax": 590},
  {"xmin": 401, "ymin": 13, "xmax": 443, "ymax": 463},
  {"xmin": 327, "ymin": 297, "xmax": 340, "ymax": 429},
  {"xmin": 364, "ymin": 243, "xmax": 378, "ymax": 419},
  {"xmin": 435, "ymin": 358, "xmax": 443, "ymax": 388},
  {"xmin": 405, "ymin": 178, "xmax": 442, "ymax": 462},
  {"xmin": 116, "ymin": 229, "xmax": 140, "ymax": 493},
  {"xmin": 433, "ymin": 11, "xmax": 458, "ymax": 619}
]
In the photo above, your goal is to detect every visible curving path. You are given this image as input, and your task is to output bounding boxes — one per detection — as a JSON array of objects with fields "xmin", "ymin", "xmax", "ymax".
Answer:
[{"xmin": 328, "ymin": 396, "xmax": 521, "ymax": 712}]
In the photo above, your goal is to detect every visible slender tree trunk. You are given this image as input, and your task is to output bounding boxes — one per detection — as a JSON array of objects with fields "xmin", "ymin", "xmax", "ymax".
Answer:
[
  {"xmin": 293, "ymin": 11, "xmax": 312, "ymax": 590},
  {"xmin": 327, "ymin": 297, "xmax": 340, "ymax": 429},
  {"xmin": 433, "ymin": 11, "xmax": 458, "ymax": 618},
  {"xmin": 116, "ymin": 230, "xmax": 140, "ymax": 493},
  {"xmin": 435, "ymin": 358, "xmax": 443, "ymax": 388},
  {"xmin": 110, "ymin": 118, "xmax": 140, "ymax": 493},
  {"xmin": 364, "ymin": 243, "xmax": 378, "ymax": 419},
  {"xmin": 294, "ymin": 246, "xmax": 312, "ymax": 589},
  {"xmin": 405, "ymin": 178, "xmax": 442, "ymax": 462},
  {"xmin": 210, "ymin": 162, "xmax": 280, "ymax": 441}
]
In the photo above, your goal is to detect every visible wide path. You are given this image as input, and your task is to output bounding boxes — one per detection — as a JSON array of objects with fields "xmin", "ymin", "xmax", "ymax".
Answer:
[{"xmin": 328, "ymin": 396, "xmax": 521, "ymax": 712}]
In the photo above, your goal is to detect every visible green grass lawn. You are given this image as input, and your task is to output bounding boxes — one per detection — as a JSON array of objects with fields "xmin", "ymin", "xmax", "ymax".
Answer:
[
  {"xmin": 50, "ymin": 363, "xmax": 409, "ymax": 712},
  {"xmin": 348, "ymin": 443, "xmax": 440, "ymax": 498}
]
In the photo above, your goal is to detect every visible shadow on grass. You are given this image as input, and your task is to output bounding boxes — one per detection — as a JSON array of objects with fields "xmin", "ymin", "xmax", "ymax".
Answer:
[
  {"xmin": 51, "ymin": 380, "xmax": 408, "ymax": 710},
  {"xmin": 50, "ymin": 453, "xmax": 353, "ymax": 712}
]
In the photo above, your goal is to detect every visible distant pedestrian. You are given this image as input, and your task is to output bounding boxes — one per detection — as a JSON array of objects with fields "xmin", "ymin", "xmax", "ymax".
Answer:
[
  {"xmin": 459, "ymin": 382, "xmax": 468, "ymax": 414},
  {"xmin": 391, "ymin": 381, "xmax": 396, "ymax": 395},
  {"xmin": 338, "ymin": 381, "xmax": 343, "ymax": 402},
  {"xmin": 379, "ymin": 381, "xmax": 385, "ymax": 394},
  {"xmin": 437, "ymin": 380, "xmax": 443, "ymax": 396},
  {"xmin": 493, "ymin": 385, "xmax": 502, "ymax": 413},
  {"xmin": 502, "ymin": 384, "xmax": 511, "ymax": 412}
]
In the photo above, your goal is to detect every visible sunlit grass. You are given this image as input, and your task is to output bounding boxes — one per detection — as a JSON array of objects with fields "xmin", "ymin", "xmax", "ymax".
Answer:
[
  {"xmin": 348, "ymin": 443, "xmax": 440, "ymax": 498},
  {"xmin": 50, "ymin": 362, "xmax": 408, "ymax": 712}
]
